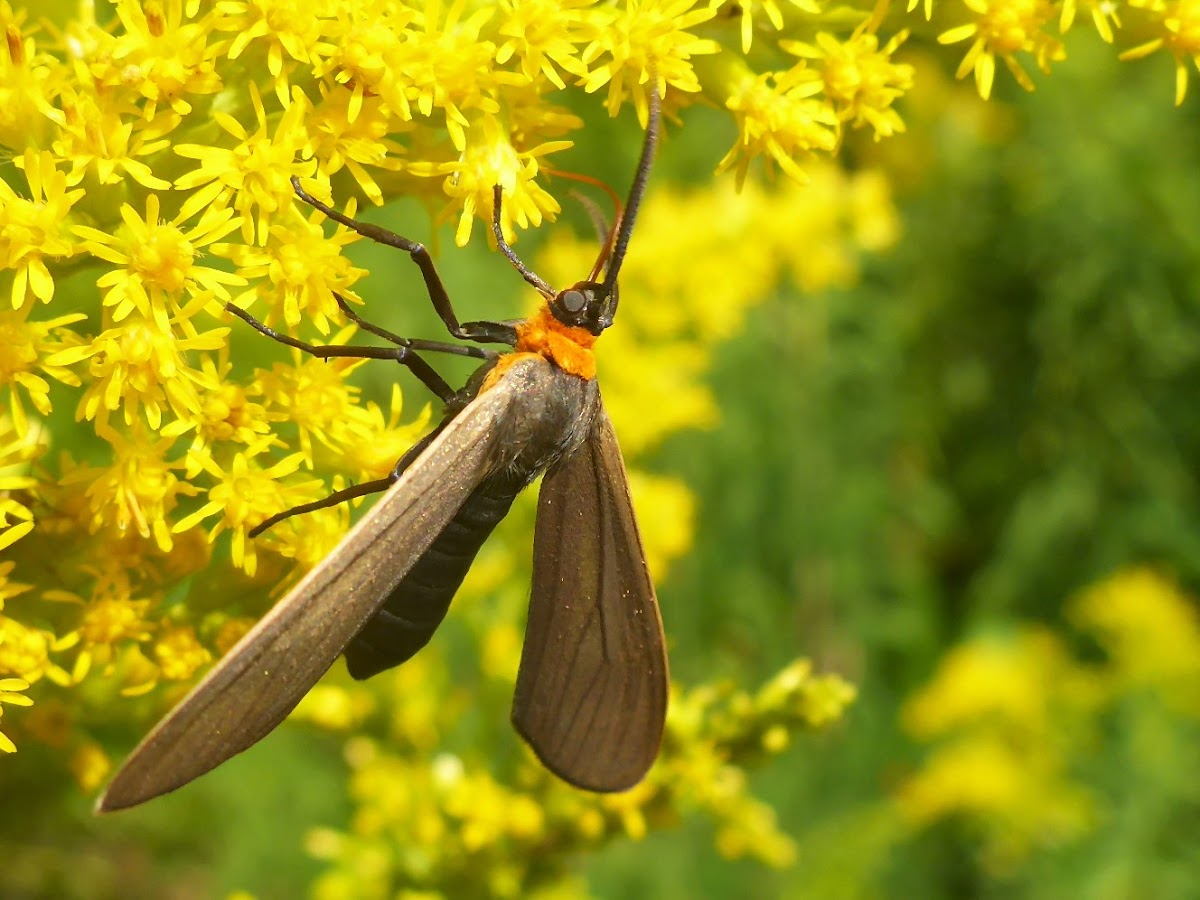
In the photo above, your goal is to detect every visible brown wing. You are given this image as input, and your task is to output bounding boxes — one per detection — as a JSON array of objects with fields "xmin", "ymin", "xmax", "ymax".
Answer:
[
  {"xmin": 97, "ymin": 361, "xmax": 543, "ymax": 813},
  {"xmin": 512, "ymin": 405, "xmax": 669, "ymax": 791}
]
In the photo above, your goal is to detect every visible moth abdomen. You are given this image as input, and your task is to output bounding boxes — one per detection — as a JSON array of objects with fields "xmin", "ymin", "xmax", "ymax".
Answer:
[
  {"xmin": 344, "ymin": 477, "xmax": 523, "ymax": 679},
  {"xmin": 345, "ymin": 360, "xmax": 600, "ymax": 680}
]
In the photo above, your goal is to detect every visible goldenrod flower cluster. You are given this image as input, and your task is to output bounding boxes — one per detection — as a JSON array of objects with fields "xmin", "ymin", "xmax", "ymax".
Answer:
[
  {"xmin": 302, "ymin": 661, "xmax": 855, "ymax": 896},
  {"xmin": 895, "ymin": 569, "xmax": 1200, "ymax": 872}
]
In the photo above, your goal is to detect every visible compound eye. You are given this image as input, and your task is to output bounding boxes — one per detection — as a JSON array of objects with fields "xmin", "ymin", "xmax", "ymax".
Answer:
[{"xmin": 560, "ymin": 289, "xmax": 586, "ymax": 313}]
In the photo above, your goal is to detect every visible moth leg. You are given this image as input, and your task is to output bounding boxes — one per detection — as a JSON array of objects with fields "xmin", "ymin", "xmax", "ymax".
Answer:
[
  {"xmin": 225, "ymin": 302, "xmax": 460, "ymax": 403},
  {"xmin": 330, "ymin": 293, "xmax": 504, "ymax": 362},
  {"xmin": 291, "ymin": 177, "xmax": 519, "ymax": 347},
  {"xmin": 249, "ymin": 425, "xmax": 437, "ymax": 538},
  {"xmin": 249, "ymin": 477, "xmax": 395, "ymax": 538}
]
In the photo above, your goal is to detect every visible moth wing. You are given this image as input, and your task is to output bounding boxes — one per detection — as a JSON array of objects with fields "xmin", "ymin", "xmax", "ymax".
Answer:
[
  {"xmin": 98, "ymin": 362, "xmax": 539, "ymax": 812},
  {"xmin": 512, "ymin": 404, "xmax": 669, "ymax": 791}
]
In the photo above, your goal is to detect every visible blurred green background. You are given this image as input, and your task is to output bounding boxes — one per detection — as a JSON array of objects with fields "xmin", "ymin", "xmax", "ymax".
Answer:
[{"xmin": 5, "ymin": 34, "xmax": 1200, "ymax": 900}]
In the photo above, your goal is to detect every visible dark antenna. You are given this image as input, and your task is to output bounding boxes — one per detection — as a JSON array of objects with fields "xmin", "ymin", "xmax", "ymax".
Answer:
[{"xmin": 602, "ymin": 86, "xmax": 661, "ymax": 292}]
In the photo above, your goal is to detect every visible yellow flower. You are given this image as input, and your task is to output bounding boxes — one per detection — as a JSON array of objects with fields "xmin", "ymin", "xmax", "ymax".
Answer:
[
  {"xmin": 0, "ymin": 509, "xmax": 34, "ymax": 553},
  {"xmin": 74, "ymin": 194, "xmax": 245, "ymax": 331},
  {"xmin": 316, "ymin": 2, "xmax": 417, "ymax": 123},
  {"xmin": 215, "ymin": 617, "xmax": 256, "ymax": 654},
  {"xmin": 895, "ymin": 734, "xmax": 1094, "ymax": 866},
  {"xmin": 162, "ymin": 353, "xmax": 274, "ymax": 450},
  {"xmin": 303, "ymin": 86, "xmax": 405, "ymax": 205},
  {"xmin": 902, "ymin": 630, "xmax": 1071, "ymax": 736},
  {"xmin": 251, "ymin": 339, "xmax": 370, "ymax": 467},
  {"xmin": 0, "ymin": 308, "xmax": 85, "ymax": 436},
  {"xmin": 292, "ymin": 683, "xmax": 374, "ymax": 731},
  {"xmin": 0, "ymin": 8, "xmax": 58, "ymax": 152},
  {"xmin": 713, "ymin": 0, "xmax": 822, "ymax": 54},
  {"xmin": 938, "ymin": 0, "xmax": 1066, "ymax": 99},
  {"xmin": 0, "ymin": 561, "xmax": 33, "ymax": 614},
  {"xmin": 410, "ymin": 112, "xmax": 571, "ymax": 246},
  {"xmin": 61, "ymin": 428, "xmax": 199, "ymax": 553},
  {"xmin": 495, "ymin": 0, "xmax": 592, "ymax": 88},
  {"xmin": 581, "ymin": 0, "xmax": 720, "ymax": 122},
  {"xmin": 0, "ymin": 150, "xmax": 83, "ymax": 309},
  {"xmin": 0, "ymin": 616, "xmax": 73, "ymax": 685},
  {"xmin": 896, "ymin": 625, "xmax": 1105, "ymax": 870},
  {"xmin": 174, "ymin": 83, "xmax": 315, "ymax": 244},
  {"xmin": 220, "ymin": 199, "xmax": 368, "ymax": 332},
  {"xmin": 331, "ymin": 383, "xmax": 434, "ymax": 481},
  {"xmin": 718, "ymin": 69, "xmax": 839, "ymax": 186},
  {"xmin": 0, "ymin": 670, "xmax": 32, "ymax": 753},
  {"xmin": 222, "ymin": 0, "xmax": 332, "ymax": 107},
  {"xmin": 1120, "ymin": 0, "xmax": 1200, "ymax": 104},
  {"xmin": 80, "ymin": 595, "xmax": 154, "ymax": 652},
  {"xmin": 45, "ymin": 85, "xmax": 174, "ymax": 190},
  {"xmin": 1070, "ymin": 568, "xmax": 1200, "ymax": 714},
  {"xmin": 782, "ymin": 27, "xmax": 914, "ymax": 139},
  {"xmin": 377, "ymin": 0, "xmax": 504, "ymax": 151},
  {"xmin": 69, "ymin": 740, "xmax": 111, "ymax": 791},
  {"xmin": 1060, "ymin": 0, "xmax": 1122, "ymax": 41},
  {"xmin": 256, "ymin": 496, "xmax": 350, "ymax": 570},
  {"xmin": 153, "ymin": 625, "xmax": 212, "ymax": 681},
  {"xmin": 173, "ymin": 448, "xmax": 321, "ymax": 575},
  {"xmin": 624, "ymin": 471, "xmax": 694, "ymax": 579},
  {"xmin": 105, "ymin": 0, "xmax": 226, "ymax": 118},
  {"xmin": 713, "ymin": 797, "xmax": 796, "ymax": 866},
  {"xmin": 46, "ymin": 314, "xmax": 229, "ymax": 432}
]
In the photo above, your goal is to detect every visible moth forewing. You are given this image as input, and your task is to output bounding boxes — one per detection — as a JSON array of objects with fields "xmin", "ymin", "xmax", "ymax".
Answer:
[
  {"xmin": 96, "ymin": 361, "xmax": 548, "ymax": 813},
  {"xmin": 513, "ymin": 407, "xmax": 668, "ymax": 791}
]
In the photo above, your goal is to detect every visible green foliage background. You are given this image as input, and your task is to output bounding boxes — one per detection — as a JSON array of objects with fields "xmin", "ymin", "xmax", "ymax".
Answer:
[{"xmin": 4, "ymin": 36, "xmax": 1200, "ymax": 900}]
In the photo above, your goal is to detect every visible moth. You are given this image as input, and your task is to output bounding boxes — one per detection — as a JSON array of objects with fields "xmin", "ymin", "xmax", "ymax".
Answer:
[{"xmin": 97, "ymin": 93, "xmax": 669, "ymax": 812}]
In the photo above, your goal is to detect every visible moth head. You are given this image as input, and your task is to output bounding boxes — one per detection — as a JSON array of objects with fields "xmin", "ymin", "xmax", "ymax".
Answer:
[{"xmin": 550, "ymin": 280, "xmax": 618, "ymax": 336}]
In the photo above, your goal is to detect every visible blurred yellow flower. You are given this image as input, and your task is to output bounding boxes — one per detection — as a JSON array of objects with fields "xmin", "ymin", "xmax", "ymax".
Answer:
[
  {"xmin": 897, "ymin": 628, "xmax": 1100, "ymax": 868},
  {"xmin": 153, "ymin": 625, "xmax": 213, "ymax": 682},
  {"xmin": 896, "ymin": 733, "xmax": 1095, "ymax": 870},
  {"xmin": 0, "ymin": 670, "xmax": 32, "ymax": 753},
  {"xmin": 897, "ymin": 569, "xmax": 1200, "ymax": 872},
  {"xmin": 1070, "ymin": 567, "xmax": 1200, "ymax": 715},
  {"xmin": 902, "ymin": 629, "xmax": 1074, "ymax": 737},
  {"xmin": 1121, "ymin": 0, "xmax": 1200, "ymax": 104},
  {"xmin": 0, "ymin": 616, "xmax": 73, "ymax": 686},
  {"xmin": 782, "ymin": 27, "xmax": 914, "ymax": 139},
  {"xmin": 938, "ymin": 0, "xmax": 1065, "ymax": 99}
]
